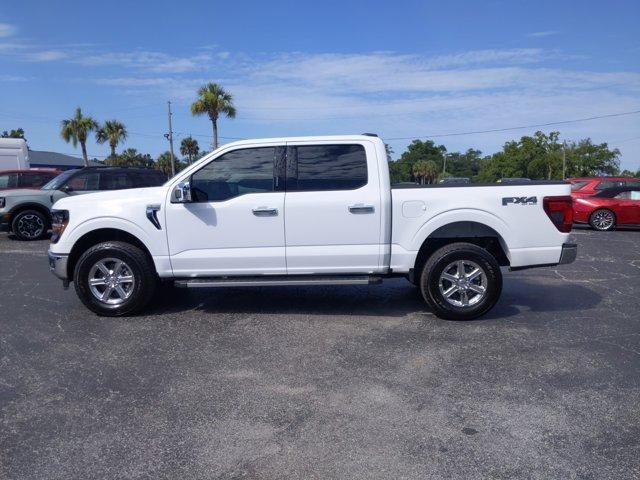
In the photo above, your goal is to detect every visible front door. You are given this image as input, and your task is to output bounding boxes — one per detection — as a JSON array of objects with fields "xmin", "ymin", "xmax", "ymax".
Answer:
[
  {"xmin": 284, "ymin": 141, "xmax": 383, "ymax": 274},
  {"xmin": 165, "ymin": 145, "xmax": 286, "ymax": 277}
]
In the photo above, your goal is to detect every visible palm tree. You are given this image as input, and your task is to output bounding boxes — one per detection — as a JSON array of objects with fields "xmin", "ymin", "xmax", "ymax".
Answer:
[
  {"xmin": 96, "ymin": 120, "xmax": 128, "ymax": 160},
  {"xmin": 60, "ymin": 108, "xmax": 98, "ymax": 166},
  {"xmin": 412, "ymin": 159, "xmax": 439, "ymax": 184},
  {"xmin": 190, "ymin": 83, "xmax": 236, "ymax": 149},
  {"xmin": 180, "ymin": 136, "xmax": 199, "ymax": 164}
]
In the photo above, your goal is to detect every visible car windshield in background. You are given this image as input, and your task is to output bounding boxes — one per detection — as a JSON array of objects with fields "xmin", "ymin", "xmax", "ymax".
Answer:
[{"xmin": 41, "ymin": 170, "xmax": 76, "ymax": 190}]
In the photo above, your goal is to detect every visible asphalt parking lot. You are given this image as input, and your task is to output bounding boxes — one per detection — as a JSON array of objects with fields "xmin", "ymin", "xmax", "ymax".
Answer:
[{"xmin": 1, "ymin": 227, "xmax": 639, "ymax": 479}]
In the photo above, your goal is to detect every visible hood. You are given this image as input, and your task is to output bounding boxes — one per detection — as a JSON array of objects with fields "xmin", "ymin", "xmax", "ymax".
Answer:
[
  {"xmin": 0, "ymin": 188, "xmax": 45, "ymax": 197},
  {"xmin": 53, "ymin": 186, "xmax": 166, "ymax": 210}
]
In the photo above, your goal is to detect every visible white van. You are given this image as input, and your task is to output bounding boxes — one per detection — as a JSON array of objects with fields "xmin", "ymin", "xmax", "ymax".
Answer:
[{"xmin": 0, "ymin": 138, "xmax": 30, "ymax": 170}]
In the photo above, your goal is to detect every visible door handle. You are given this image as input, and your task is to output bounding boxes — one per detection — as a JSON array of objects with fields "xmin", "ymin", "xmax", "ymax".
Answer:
[
  {"xmin": 348, "ymin": 204, "xmax": 375, "ymax": 214},
  {"xmin": 252, "ymin": 207, "xmax": 278, "ymax": 216}
]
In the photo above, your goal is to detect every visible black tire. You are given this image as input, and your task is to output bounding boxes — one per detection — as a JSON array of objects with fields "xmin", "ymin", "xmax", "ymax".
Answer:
[
  {"xmin": 11, "ymin": 209, "xmax": 49, "ymax": 241},
  {"xmin": 419, "ymin": 242, "xmax": 502, "ymax": 320},
  {"xmin": 589, "ymin": 209, "xmax": 616, "ymax": 231},
  {"xmin": 74, "ymin": 241, "xmax": 157, "ymax": 317}
]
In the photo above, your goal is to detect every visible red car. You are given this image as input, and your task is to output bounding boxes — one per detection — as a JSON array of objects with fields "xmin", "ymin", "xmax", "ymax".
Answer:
[
  {"xmin": 0, "ymin": 168, "xmax": 62, "ymax": 190},
  {"xmin": 573, "ymin": 186, "xmax": 640, "ymax": 230},
  {"xmin": 568, "ymin": 176, "xmax": 640, "ymax": 199}
]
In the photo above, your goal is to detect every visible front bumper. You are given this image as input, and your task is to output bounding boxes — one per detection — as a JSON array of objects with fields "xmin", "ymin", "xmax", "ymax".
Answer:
[
  {"xmin": 0, "ymin": 213, "xmax": 10, "ymax": 232},
  {"xmin": 48, "ymin": 249, "xmax": 69, "ymax": 282}
]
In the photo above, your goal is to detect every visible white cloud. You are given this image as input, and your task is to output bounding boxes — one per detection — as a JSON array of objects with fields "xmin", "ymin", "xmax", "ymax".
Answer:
[
  {"xmin": 77, "ymin": 50, "xmax": 214, "ymax": 73},
  {"xmin": 527, "ymin": 31, "xmax": 559, "ymax": 38},
  {"xmin": 25, "ymin": 50, "xmax": 68, "ymax": 61},
  {"xmin": 0, "ymin": 23, "xmax": 17, "ymax": 37}
]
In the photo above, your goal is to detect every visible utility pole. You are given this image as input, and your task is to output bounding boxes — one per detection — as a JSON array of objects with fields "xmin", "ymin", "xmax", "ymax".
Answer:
[
  {"xmin": 562, "ymin": 141, "xmax": 566, "ymax": 180},
  {"xmin": 166, "ymin": 101, "xmax": 176, "ymax": 177}
]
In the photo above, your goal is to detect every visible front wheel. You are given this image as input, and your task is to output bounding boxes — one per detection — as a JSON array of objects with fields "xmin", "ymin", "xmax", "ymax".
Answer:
[
  {"xmin": 589, "ymin": 209, "xmax": 616, "ymax": 231},
  {"xmin": 74, "ymin": 241, "xmax": 157, "ymax": 316},
  {"xmin": 419, "ymin": 242, "xmax": 502, "ymax": 320},
  {"xmin": 12, "ymin": 209, "xmax": 48, "ymax": 240}
]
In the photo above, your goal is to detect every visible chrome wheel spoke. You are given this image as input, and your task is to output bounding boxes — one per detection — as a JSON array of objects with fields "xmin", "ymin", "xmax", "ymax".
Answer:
[
  {"xmin": 441, "ymin": 272, "xmax": 458, "ymax": 283},
  {"xmin": 456, "ymin": 260, "xmax": 465, "ymax": 277},
  {"xmin": 114, "ymin": 285, "xmax": 128, "ymax": 299},
  {"xmin": 118, "ymin": 275, "xmax": 134, "ymax": 284},
  {"xmin": 89, "ymin": 278, "xmax": 107, "ymax": 286},
  {"xmin": 468, "ymin": 283, "xmax": 486, "ymax": 294},
  {"xmin": 97, "ymin": 263, "xmax": 110, "ymax": 276},
  {"xmin": 443, "ymin": 285, "xmax": 458, "ymax": 297},
  {"xmin": 467, "ymin": 268, "xmax": 481, "ymax": 281},
  {"xmin": 101, "ymin": 286, "xmax": 113, "ymax": 301},
  {"xmin": 460, "ymin": 290, "xmax": 469, "ymax": 306}
]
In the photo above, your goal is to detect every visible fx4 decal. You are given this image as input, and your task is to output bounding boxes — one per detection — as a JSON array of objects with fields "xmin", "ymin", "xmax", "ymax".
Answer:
[{"xmin": 502, "ymin": 196, "xmax": 537, "ymax": 206}]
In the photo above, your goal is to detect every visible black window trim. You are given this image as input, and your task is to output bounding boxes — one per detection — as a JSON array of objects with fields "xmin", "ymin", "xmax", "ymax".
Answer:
[
  {"xmin": 188, "ymin": 145, "xmax": 285, "ymax": 203},
  {"xmin": 285, "ymin": 143, "xmax": 369, "ymax": 193}
]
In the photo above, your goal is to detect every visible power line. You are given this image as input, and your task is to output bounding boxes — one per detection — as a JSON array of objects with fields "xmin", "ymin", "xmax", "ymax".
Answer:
[{"xmin": 385, "ymin": 109, "xmax": 640, "ymax": 141}]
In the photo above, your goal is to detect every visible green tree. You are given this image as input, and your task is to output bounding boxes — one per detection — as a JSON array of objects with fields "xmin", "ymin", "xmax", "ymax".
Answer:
[
  {"xmin": 1, "ymin": 128, "xmax": 25, "ymax": 139},
  {"xmin": 444, "ymin": 148, "xmax": 483, "ymax": 179},
  {"xmin": 106, "ymin": 148, "xmax": 153, "ymax": 167},
  {"xmin": 412, "ymin": 159, "xmax": 439, "ymax": 184},
  {"xmin": 156, "ymin": 151, "xmax": 184, "ymax": 177},
  {"xmin": 190, "ymin": 83, "xmax": 236, "ymax": 150},
  {"xmin": 389, "ymin": 139, "xmax": 447, "ymax": 183},
  {"xmin": 563, "ymin": 138, "xmax": 620, "ymax": 177},
  {"xmin": 620, "ymin": 169, "xmax": 640, "ymax": 178},
  {"xmin": 180, "ymin": 136, "xmax": 200, "ymax": 164},
  {"xmin": 60, "ymin": 108, "xmax": 98, "ymax": 166},
  {"xmin": 96, "ymin": 120, "xmax": 128, "ymax": 160}
]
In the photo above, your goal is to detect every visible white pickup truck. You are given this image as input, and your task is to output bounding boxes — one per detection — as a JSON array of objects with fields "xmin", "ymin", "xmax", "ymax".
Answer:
[{"xmin": 48, "ymin": 135, "xmax": 576, "ymax": 320}]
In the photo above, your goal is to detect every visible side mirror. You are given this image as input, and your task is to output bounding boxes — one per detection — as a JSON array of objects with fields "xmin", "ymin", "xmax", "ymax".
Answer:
[
  {"xmin": 61, "ymin": 185, "xmax": 73, "ymax": 193},
  {"xmin": 172, "ymin": 181, "xmax": 192, "ymax": 203}
]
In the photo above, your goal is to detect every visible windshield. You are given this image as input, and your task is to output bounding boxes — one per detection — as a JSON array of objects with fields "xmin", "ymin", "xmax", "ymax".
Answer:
[{"xmin": 41, "ymin": 170, "xmax": 76, "ymax": 190}]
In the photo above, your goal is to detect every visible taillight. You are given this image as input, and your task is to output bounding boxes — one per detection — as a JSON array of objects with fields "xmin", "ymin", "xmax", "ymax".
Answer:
[{"xmin": 543, "ymin": 196, "xmax": 573, "ymax": 233}]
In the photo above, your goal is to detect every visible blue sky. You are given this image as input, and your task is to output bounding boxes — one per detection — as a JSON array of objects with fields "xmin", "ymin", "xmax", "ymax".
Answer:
[{"xmin": 1, "ymin": 0, "xmax": 639, "ymax": 170}]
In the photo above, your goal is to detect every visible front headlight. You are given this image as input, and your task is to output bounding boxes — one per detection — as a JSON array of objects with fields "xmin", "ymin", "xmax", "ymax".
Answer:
[
  {"xmin": 0, "ymin": 197, "xmax": 5, "ymax": 209},
  {"xmin": 50, "ymin": 209, "xmax": 69, "ymax": 243}
]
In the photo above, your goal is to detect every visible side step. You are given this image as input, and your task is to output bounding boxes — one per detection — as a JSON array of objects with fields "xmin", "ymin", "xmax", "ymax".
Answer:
[{"xmin": 175, "ymin": 275, "xmax": 383, "ymax": 288}]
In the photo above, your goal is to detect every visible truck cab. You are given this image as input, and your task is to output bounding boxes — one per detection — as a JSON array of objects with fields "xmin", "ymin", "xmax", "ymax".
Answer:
[{"xmin": 48, "ymin": 135, "xmax": 576, "ymax": 320}]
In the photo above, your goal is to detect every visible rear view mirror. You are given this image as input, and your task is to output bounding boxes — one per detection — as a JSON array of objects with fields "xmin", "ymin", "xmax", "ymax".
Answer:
[{"xmin": 172, "ymin": 181, "xmax": 192, "ymax": 203}]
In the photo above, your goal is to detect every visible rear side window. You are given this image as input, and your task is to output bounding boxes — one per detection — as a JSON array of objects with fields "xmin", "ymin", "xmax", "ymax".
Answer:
[
  {"xmin": 19, "ymin": 172, "xmax": 56, "ymax": 188},
  {"xmin": 191, "ymin": 147, "xmax": 276, "ymax": 202},
  {"xmin": 132, "ymin": 170, "xmax": 166, "ymax": 187},
  {"xmin": 595, "ymin": 180, "xmax": 624, "ymax": 190},
  {"xmin": 625, "ymin": 180, "xmax": 640, "ymax": 188},
  {"xmin": 101, "ymin": 171, "xmax": 134, "ymax": 190},
  {"xmin": 0, "ymin": 173, "xmax": 17, "ymax": 189},
  {"xmin": 288, "ymin": 144, "xmax": 367, "ymax": 191}
]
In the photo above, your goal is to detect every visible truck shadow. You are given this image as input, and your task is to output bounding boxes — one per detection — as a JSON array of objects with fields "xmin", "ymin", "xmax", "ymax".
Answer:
[{"xmin": 147, "ymin": 277, "xmax": 602, "ymax": 321}]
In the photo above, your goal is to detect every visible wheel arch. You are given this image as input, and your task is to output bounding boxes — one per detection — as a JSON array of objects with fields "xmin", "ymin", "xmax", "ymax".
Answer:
[
  {"xmin": 413, "ymin": 221, "xmax": 510, "ymax": 276},
  {"xmin": 9, "ymin": 202, "xmax": 51, "ymax": 224},
  {"xmin": 67, "ymin": 228, "xmax": 155, "ymax": 280}
]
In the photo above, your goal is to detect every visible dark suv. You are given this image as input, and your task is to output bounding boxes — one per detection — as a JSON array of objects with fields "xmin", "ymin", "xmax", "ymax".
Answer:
[{"xmin": 0, "ymin": 167, "xmax": 167, "ymax": 240}]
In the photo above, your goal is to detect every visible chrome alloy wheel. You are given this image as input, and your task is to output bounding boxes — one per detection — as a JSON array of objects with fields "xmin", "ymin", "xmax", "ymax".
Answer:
[
  {"xmin": 438, "ymin": 260, "xmax": 487, "ymax": 308},
  {"xmin": 17, "ymin": 214, "xmax": 44, "ymax": 239},
  {"xmin": 592, "ymin": 210, "xmax": 614, "ymax": 230},
  {"xmin": 88, "ymin": 258, "xmax": 135, "ymax": 305}
]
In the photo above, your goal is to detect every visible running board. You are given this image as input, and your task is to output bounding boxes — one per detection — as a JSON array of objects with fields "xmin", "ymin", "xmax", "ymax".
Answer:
[{"xmin": 174, "ymin": 275, "xmax": 383, "ymax": 288}]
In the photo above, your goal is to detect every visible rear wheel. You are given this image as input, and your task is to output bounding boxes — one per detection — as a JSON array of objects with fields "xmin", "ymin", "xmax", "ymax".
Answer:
[
  {"xmin": 589, "ymin": 209, "xmax": 616, "ymax": 231},
  {"xmin": 74, "ymin": 241, "xmax": 157, "ymax": 316},
  {"xmin": 11, "ymin": 209, "xmax": 48, "ymax": 240},
  {"xmin": 419, "ymin": 242, "xmax": 502, "ymax": 320}
]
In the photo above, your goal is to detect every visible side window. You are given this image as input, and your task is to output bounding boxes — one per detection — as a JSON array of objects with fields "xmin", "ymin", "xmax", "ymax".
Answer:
[
  {"xmin": 19, "ymin": 173, "xmax": 52, "ymax": 188},
  {"xmin": 570, "ymin": 181, "xmax": 588, "ymax": 191},
  {"xmin": 595, "ymin": 180, "xmax": 624, "ymax": 190},
  {"xmin": 191, "ymin": 147, "xmax": 276, "ymax": 202},
  {"xmin": 132, "ymin": 171, "xmax": 166, "ymax": 188},
  {"xmin": 614, "ymin": 191, "xmax": 632, "ymax": 200},
  {"xmin": 0, "ymin": 173, "xmax": 17, "ymax": 189},
  {"xmin": 625, "ymin": 180, "xmax": 640, "ymax": 188},
  {"xmin": 101, "ymin": 171, "xmax": 133, "ymax": 190},
  {"xmin": 65, "ymin": 171, "xmax": 100, "ymax": 191},
  {"xmin": 288, "ymin": 144, "xmax": 367, "ymax": 191}
]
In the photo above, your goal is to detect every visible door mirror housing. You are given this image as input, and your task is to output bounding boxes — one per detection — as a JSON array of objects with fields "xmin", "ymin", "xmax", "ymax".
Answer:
[
  {"xmin": 61, "ymin": 184, "xmax": 73, "ymax": 193},
  {"xmin": 172, "ymin": 181, "xmax": 193, "ymax": 203}
]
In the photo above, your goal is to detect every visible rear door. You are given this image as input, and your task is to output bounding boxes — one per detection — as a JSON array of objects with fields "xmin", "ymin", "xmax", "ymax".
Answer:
[{"xmin": 284, "ymin": 141, "xmax": 382, "ymax": 274}]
